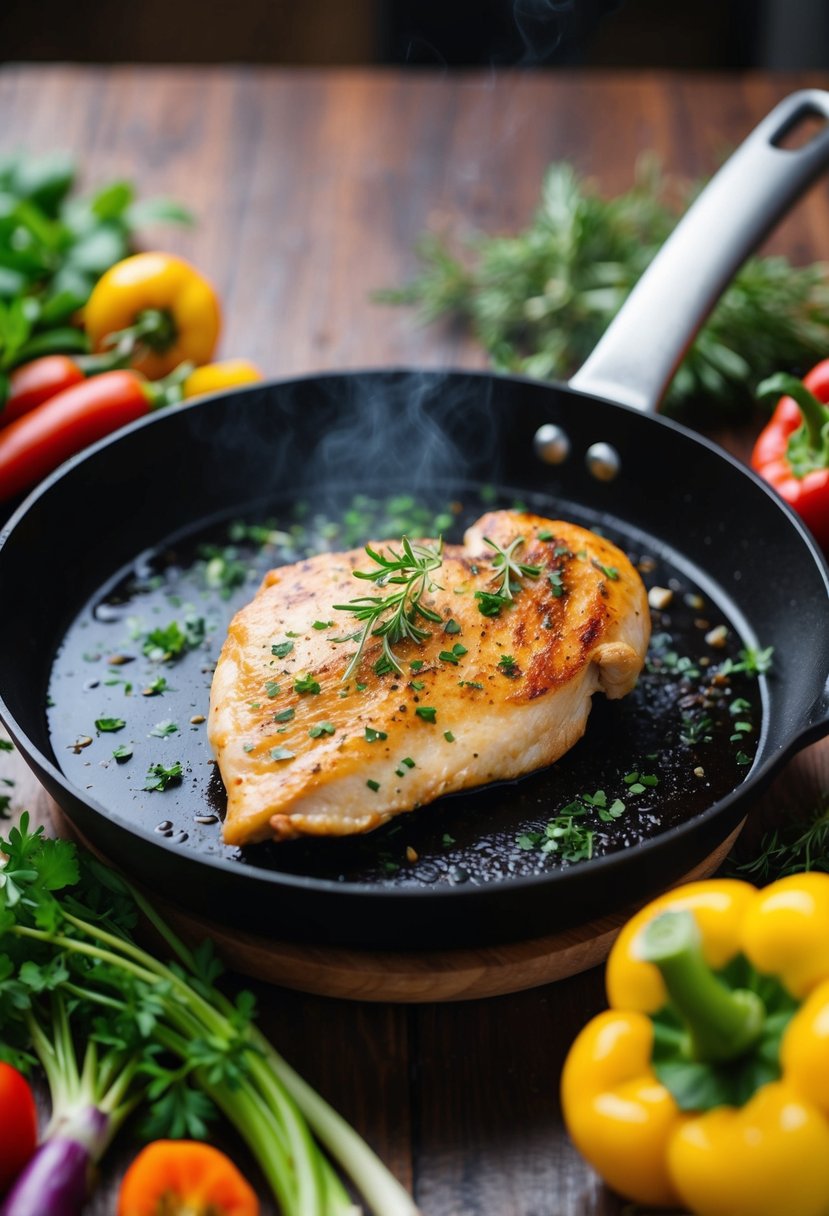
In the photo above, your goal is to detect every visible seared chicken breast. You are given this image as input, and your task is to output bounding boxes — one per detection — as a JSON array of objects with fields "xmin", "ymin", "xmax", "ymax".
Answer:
[{"xmin": 208, "ymin": 511, "xmax": 650, "ymax": 846}]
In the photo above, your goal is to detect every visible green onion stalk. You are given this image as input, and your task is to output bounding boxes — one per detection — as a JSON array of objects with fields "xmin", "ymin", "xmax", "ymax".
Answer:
[{"xmin": 0, "ymin": 814, "xmax": 420, "ymax": 1216}]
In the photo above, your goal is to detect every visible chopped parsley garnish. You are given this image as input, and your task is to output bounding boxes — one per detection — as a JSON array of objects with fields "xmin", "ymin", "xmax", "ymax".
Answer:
[
  {"xmin": 265, "ymin": 681, "xmax": 281, "ymax": 698},
  {"xmin": 439, "ymin": 643, "xmax": 468, "ymax": 665},
  {"xmin": 592, "ymin": 559, "xmax": 619, "ymax": 580},
  {"xmin": 270, "ymin": 746, "xmax": 295, "ymax": 762},
  {"xmin": 274, "ymin": 707, "xmax": 295, "ymax": 723},
  {"xmin": 144, "ymin": 761, "xmax": 183, "ymax": 791},
  {"xmin": 142, "ymin": 676, "xmax": 169, "ymax": 696},
  {"xmin": 497, "ymin": 654, "xmax": 518, "ymax": 678},
  {"xmin": 142, "ymin": 616, "xmax": 205, "ymax": 663},
  {"xmin": 410, "ymin": 660, "xmax": 424, "ymax": 673},
  {"xmin": 401, "ymin": 757, "xmax": 416, "ymax": 768},
  {"xmin": 112, "ymin": 744, "xmax": 133, "ymax": 763},
  {"xmin": 548, "ymin": 570, "xmax": 565, "ymax": 598},
  {"xmin": 95, "ymin": 717, "xmax": 126, "ymax": 732},
  {"xmin": 309, "ymin": 722, "xmax": 336, "ymax": 738},
  {"xmin": 444, "ymin": 619, "xmax": 461, "ymax": 635},
  {"xmin": 721, "ymin": 645, "xmax": 774, "ymax": 676},
  {"xmin": 459, "ymin": 679, "xmax": 484, "ymax": 690},
  {"xmin": 622, "ymin": 771, "xmax": 659, "ymax": 794},
  {"xmin": 415, "ymin": 706, "xmax": 437, "ymax": 723},
  {"xmin": 444, "ymin": 730, "xmax": 456, "ymax": 742},
  {"xmin": 366, "ymin": 779, "xmax": 381, "ymax": 792},
  {"xmin": 474, "ymin": 590, "xmax": 508, "ymax": 617},
  {"xmin": 312, "ymin": 620, "xmax": 334, "ymax": 630},
  {"xmin": 149, "ymin": 719, "xmax": 178, "ymax": 738},
  {"xmin": 272, "ymin": 641, "xmax": 294, "ymax": 659},
  {"xmin": 294, "ymin": 674, "xmax": 321, "ymax": 695},
  {"xmin": 409, "ymin": 679, "xmax": 426, "ymax": 691},
  {"xmin": 364, "ymin": 727, "xmax": 388, "ymax": 743}
]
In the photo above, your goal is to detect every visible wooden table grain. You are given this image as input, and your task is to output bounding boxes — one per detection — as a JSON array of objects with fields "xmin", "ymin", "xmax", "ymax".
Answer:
[{"xmin": 2, "ymin": 65, "xmax": 829, "ymax": 1215}]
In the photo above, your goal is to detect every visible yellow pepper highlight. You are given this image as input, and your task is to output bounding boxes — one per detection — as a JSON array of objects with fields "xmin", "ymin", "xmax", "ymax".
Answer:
[
  {"xmin": 183, "ymin": 359, "xmax": 263, "ymax": 399},
  {"xmin": 85, "ymin": 252, "xmax": 221, "ymax": 380},
  {"xmin": 561, "ymin": 873, "xmax": 829, "ymax": 1216}
]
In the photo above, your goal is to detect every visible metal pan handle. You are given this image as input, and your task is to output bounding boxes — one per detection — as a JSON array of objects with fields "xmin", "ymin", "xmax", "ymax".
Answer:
[{"xmin": 569, "ymin": 90, "xmax": 829, "ymax": 412}]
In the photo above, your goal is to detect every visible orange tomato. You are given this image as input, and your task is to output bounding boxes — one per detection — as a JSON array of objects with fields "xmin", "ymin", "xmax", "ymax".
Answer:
[{"xmin": 117, "ymin": 1141, "xmax": 259, "ymax": 1216}]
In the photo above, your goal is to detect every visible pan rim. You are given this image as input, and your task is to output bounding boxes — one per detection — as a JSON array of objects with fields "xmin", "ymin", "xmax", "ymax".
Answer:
[{"xmin": 1, "ymin": 365, "xmax": 828, "ymax": 910}]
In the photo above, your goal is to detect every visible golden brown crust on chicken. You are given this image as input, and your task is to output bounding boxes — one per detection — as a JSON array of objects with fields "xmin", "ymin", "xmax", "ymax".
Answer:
[{"xmin": 208, "ymin": 511, "xmax": 650, "ymax": 846}]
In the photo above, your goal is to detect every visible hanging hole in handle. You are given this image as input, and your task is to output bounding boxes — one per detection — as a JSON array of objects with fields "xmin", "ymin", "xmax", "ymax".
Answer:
[{"xmin": 772, "ymin": 105, "xmax": 829, "ymax": 151}]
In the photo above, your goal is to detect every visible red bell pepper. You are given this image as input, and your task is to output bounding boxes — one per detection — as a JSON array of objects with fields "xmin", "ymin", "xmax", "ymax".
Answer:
[{"xmin": 754, "ymin": 359, "xmax": 829, "ymax": 551}]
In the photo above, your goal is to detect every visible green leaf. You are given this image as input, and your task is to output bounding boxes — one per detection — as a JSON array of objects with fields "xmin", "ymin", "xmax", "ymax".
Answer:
[
  {"xmin": 12, "ymin": 152, "xmax": 75, "ymax": 215},
  {"xmin": 90, "ymin": 181, "xmax": 134, "ymax": 222},
  {"xmin": 126, "ymin": 198, "xmax": 195, "ymax": 229},
  {"xmin": 12, "ymin": 327, "xmax": 89, "ymax": 365},
  {"xmin": 65, "ymin": 224, "xmax": 128, "ymax": 275}
]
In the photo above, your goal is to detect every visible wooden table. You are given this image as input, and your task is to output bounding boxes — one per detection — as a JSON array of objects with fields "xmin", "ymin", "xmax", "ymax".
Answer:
[{"xmin": 2, "ymin": 65, "xmax": 829, "ymax": 1215}]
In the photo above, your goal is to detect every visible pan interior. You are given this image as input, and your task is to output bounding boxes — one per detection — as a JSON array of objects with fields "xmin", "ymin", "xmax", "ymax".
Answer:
[{"xmin": 46, "ymin": 479, "xmax": 763, "ymax": 892}]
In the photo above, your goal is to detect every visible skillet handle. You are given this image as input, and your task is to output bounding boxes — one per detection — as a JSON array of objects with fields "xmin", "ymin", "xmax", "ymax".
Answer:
[{"xmin": 569, "ymin": 90, "xmax": 829, "ymax": 412}]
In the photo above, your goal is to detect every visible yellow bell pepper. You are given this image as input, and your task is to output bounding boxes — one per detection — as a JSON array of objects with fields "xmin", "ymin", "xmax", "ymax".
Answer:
[
  {"xmin": 84, "ymin": 252, "xmax": 221, "ymax": 380},
  {"xmin": 561, "ymin": 874, "xmax": 829, "ymax": 1216},
  {"xmin": 183, "ymin": 358, "xmax": 263, "ymax": 399}
]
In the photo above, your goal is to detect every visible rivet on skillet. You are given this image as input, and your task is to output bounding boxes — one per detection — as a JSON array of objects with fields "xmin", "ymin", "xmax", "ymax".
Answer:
[
  {"xmin": 533, "ymin": 424, "xmax": 571, "ymax": 464},
  {"xmin": 586, "ymin": 442, "xmax": 621, "ymax": 482}
]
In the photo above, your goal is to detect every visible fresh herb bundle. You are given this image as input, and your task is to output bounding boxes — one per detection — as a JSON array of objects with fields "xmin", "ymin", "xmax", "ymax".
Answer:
[
  {"xmin": 0, "ymin": 813, "xmax": 418, "ymax": 1215},
  {"xmin": 378, "ymin": 158, "xmax": 829, "ymax": 417}
]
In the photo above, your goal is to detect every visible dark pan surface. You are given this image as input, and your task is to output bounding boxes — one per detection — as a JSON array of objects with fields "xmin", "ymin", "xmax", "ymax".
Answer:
[
  {"xmin": 2, "ymin": 371, "xmax": 828, "ymax": 947},
  {"xmin": 47, "ymin": 483, "xmax": 761, "ymax": 889}
]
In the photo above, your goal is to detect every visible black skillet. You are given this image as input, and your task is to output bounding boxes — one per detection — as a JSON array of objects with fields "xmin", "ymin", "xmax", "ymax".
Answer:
[{"xmin": 2, "ymin": 92, "xmax": 829, "ymax": 951}]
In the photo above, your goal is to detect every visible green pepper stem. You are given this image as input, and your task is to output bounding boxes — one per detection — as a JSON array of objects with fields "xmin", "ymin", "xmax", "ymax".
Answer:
[
  {"xmin": 639, "ymin": 909, "xmax": 765, "ymax": 1063},
  {"xmin": 757, "ymin": 372, "xmax": 829, "ymax": 476}
]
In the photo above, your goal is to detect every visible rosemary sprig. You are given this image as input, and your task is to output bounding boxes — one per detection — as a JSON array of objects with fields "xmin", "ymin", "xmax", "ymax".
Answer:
[
  {"xmin": 333, "ymin": 538, "xmax": 444, "ymax": 679},
  {"xmin": 728, "ymin": 796, "xmax": 829, "ymax": 883},
  {"xmin": 378, "ymin": 158, "xmax": 829, "ymax": 419},
  {"xmin": 475, "ymin": 534, "xmax": 540, "ymax": 617}
]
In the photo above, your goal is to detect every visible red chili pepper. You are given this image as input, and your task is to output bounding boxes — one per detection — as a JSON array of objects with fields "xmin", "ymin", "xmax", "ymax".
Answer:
[
  {"xmin": 3, "ymin": 355, "xmax": 85, "ymax": 428},
  {"xmin": 753, "ymin": 358, "xmax": 829, "ymax": 551},
  {"xmin": 0, "ymin": 369, "xmax": 161, "ymax": 503}
]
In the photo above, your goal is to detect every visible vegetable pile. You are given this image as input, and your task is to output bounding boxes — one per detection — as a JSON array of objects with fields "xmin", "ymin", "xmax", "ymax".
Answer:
[
  {"xmin": 379, "ymin": 159, "xmax": 829, "ymax": 417},
  {"xmin": 0, "ymin": 153, "xmax": 262, "ymax": 504},
  {"xmin": 562, "ymin": 872, "xmax": 829, "ymax": 1216},
  {"xmin": 0, "ymin": 813, "xmax": 419, "ymax": 1215}
]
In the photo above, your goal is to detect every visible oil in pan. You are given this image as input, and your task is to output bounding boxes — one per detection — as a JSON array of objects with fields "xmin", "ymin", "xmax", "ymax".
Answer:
[{"xmin": 46, "ymin": 485, "xmax": 763, "ymax": 891}]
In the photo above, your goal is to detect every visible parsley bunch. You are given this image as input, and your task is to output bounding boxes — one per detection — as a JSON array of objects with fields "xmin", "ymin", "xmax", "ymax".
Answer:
[
  {"xmin": 0, "ymin": 814, "xmax": 419, "ymax": 1215},
  {"xmin": 379, "ymin": 158, "xmax": 829, "ymax": 418}
]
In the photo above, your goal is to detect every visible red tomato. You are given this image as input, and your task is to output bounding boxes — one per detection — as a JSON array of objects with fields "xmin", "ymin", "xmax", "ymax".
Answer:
[{"xmin": 0, "ymin": 1062, "xmax": 38, "ymax": 1193}]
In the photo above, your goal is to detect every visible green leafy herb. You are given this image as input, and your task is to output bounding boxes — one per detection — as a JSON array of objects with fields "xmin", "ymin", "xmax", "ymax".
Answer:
[
  {"xmin": 149, "ymin": 719, "xmax": 178, "ymax": 738},
  {"xmin": 142, "ymin": 616, "xmax": 205, "ymax": 663},
  {"xmin": 401, "ymin": 757, "xmax": 416, "ymax": 768},
  {"xmin": 378, "ymin": 158, "xmax": 829, "ymax": 418},
  {"xmin": 366, "ymin": 779, "xmax": 381, "ymax": 792},
  {"xmin": 364, "ymin": 727, "xmax": 388, "ymax": 743},
  {"xmin": 274, "ymin": 707, "xmax": 295, "ymax": 723},
  {"xmin": 444, "ymin": 619, "xmax": 461, "ymax": 635},
  {"xmin": 475, "ymin": 534, "xmax": 540, "ymax": 617},
  {"xmin": 94, "ymin": 717, "xmax": 125, "ymax": 733},
  {"xmin": 265, "ymin": 681, "xmax": 281, "ymax": 698},
  {"xmin": 144, "ymin": 761, "xmax": 183, "ymax": 791},
  {"xmin": 439, "ymin": 643, "xmax": 468, "ymax": 665},
  {"xmin": 312, "ymin": 620, "xmax": 334, "ymax": 630},
  {"xmin": 592, "ymin": 559, "xmax": 619, "ymax": 581},
  {"xmin": 309, "ymin": 722, "xmax": 336, "ymax": 738},
  {"xmin": 0, "ymin": 813, "xmax": 419, "ymax": 1215},
  {"xmin": 294, "ymin": 674, "xmax": 321, "ymax": 695},
  {"xmin": 444, "ymin": 731, "xmax": 456, "ymax": 742},
  {"xmin": 497, "ymin": 654, "xmax": 519, "ymax": 678},
  {"xmin": 270, "ymin": 746, "xmax": 295, "ymax": 762},
  {"xmin": 272, "ymin": 640, "xmax": 294, "ymax": 659},
  {"xmin": 112, "ymin": 744, "xmax": 133, "ymax": 763},
  {"xmin": 415, "ymin": 706, "xmax": 437, "ymax": 723},
  {"xmin": 721, "ymin": 645, "xmax": 775, "ymax": 677},
  {"xmin": 333, "ymin": 537, "xmax": 444, "ymax": 679}
]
